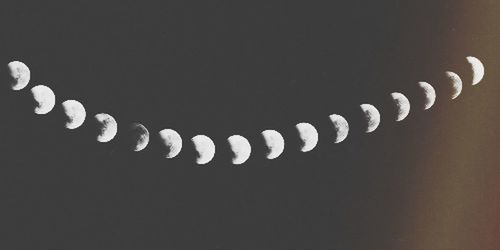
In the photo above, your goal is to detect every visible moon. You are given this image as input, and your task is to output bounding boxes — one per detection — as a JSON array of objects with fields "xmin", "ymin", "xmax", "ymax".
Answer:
[
  {"xmin": 360, "ymin": 104, "xmax": 380, "ymax": 133},
  {"xmin": 7, "ymin": 61, "xmax": 30, "ymax": 91},
  {"xmin": 158, "ymin": 129, "xmax": 182, "ymax": 158},
  {"xmin": 94, "ymin": 113, "xmax": 118, "ymax": 143},
  {"xmin": 261, "ymin": 130, "xmax": 285, "ymax": 160},
  {"xmin": 416, "ymin": 81, "xmax": 436, "ymax": 110},
  {"xmin": 328, "ymin": 114, "xmax": 349, "ymax": 143},
  {"xmin": 191, "ymin": 135, "xmax": 216, "ymax": 165},
  {"xmin": 30, "ymin": 85, "xmax": 55, "ymax": 114},
  {"xmin": 61, "ymin": 100, "xmax": 86, "ymax": 129},
  {"xmin": 128, "ymin": 123, "xmax": 149, "ymax": 151},
  {"xmin": 390, "ymin": 92, "xmax": 410, "ymax": 121},
  {"xmin": 295, "ymin": 122, "xmax": 318, "ymax": 152},
  {"xmin": 466, "ymin": 56, "xmax": 484, "ymax": 85},
  {"xmin": 444, "ymin": 71, "xmax": 462, "ymax": 99},
  {"xmin": 227, "ymin": 135, "xmax": 251, "ymax": 165}
]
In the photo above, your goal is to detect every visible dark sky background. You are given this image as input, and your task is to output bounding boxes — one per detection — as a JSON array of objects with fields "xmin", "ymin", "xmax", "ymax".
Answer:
[{"xmin": 1, "ymin": 1, "xmax": 499, "ymax": 249}]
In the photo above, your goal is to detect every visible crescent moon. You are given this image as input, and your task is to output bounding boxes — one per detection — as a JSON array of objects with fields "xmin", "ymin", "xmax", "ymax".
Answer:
[
  {"xmin": 417, "ymin": 81, "xmax": 436, "ymax": 110},
  {"xmin": 94, "ymin": 113, "xmax": 118, "ymax": 143},
  {"xmin": 390, "ymin": 92, "xmax": 410, "ymax": 121},
  {"xmin": 7, "ymin": 61, "xmax": 30, "ymax": 91},
  {"xmin": 295, "ymin": 122, "xmax": 318, "ymax": 152},
  {"xmin": 227, "ymin": 135, "xmax": 251, "ymax": 165},
  {"xmin": 61, "ymin": 100, "xmax": 86, "ymax": 129},
  {"xmin": 360, "ymin": 104, "xmax": 380, "ymax": 133},
  {"xmin": 444, "ymin": 71, "xmax": 462, "ymax": 100},
  {"xmin": 328, "ymin": 114, "xmax": 349, "ymax": 143},
  {"xmin": 191, "ymin": 135, "xmax": 216, "ymax": 165},
  {"xmin": 30, "ymin": 85, "xmax": 56, "ymax": 115},
  {"xmin": 158, "ymin": 129, "xmax": 183, "ymax": 158},
  {"xmin": 128, "ymin": 123, "xmax": 150, "ymax": 152},
  {"xmin": 261, "ymin": 129, "xmax": 285, "ymax": 160},
  {"xmin": 466, "ymin": 56, "xmax": 484, "ymax": 85}
]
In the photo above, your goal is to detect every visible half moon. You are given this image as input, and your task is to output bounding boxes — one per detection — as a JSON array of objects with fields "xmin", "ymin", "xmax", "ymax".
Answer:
[
  {"xmin": 261, "ymin": 129, "xmax": 285, "ymax": 160},
  {"xmin": 227, "ymin": 135, "xmax": 251, "ymax": 165},
  {"xmin": 328, "ymin": 114, "xmax": 349, "ymax": 143},
  {"xmin": 94, "ymin": 113, "xmax": 118, "ymax": 143},
  {"xmin": 61, "ymin": 100, "xmax": 86, "ymax": 129},
  {"xmin": 360, "ymin": 104, "xmax": 380, "ymax": 133},
  {"xmin": 158, "ymin": 129, "xmax": 183, "ymax": 158},
  {"xmin": 466, "ymin": 56, "xmax": 484, "ymax": 85},
  {"xmin": 295, "ymin": 122, "xmax": 318, "ymax": 152},
  {"xmin": 390, "ymin": 92, "xmax": 410, "ymax": 121},
  {"xmin": 444, "ymin": 71, "xmax": 462, "ymax": 100},
  {"xmin": 30, "ymin": 85, "xmax": 56, "ymax": 115},
  {"xmin": 7, "ymin": 61, "xmax": 30, "ymax": 91},
  {"xmin": 191, "ymin": 135, "xmax": 216, "ymax": 165},
  {"xmin": 417, "ymin": 81, "xmax": 436, "ymax": 110},
  {"xmin": 128, "ymin": 123, "xmax": 150, "ymax": 152}
]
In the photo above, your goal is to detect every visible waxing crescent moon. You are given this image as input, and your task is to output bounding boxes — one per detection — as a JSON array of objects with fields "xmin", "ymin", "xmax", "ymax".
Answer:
[
  {"xmin": 227, "ymin": 135, "xmax": 251, "ymax": 165},
  {"xmin": 128, "ymin": 123, "xmax": 149, "ymax": 151},
  {"xmin": 261, "ymin": 129, "xmax": 285, "ymax": 160},
  {"xmin": 466, "ymin": 56, "xmax": 484, "ymax": 85},
  {"xmin": 360, "ymin": 104, "xmax": 380, "ymax": 133},
  {"xmin": 328, "ymin": 114, "xmax": 349, "ymax": 143},
  {"xmin": 295, "ymin": 122, "xmax": 318, "ymax": 152},
  {"xmin": 390, "ymin": 92, "xmax": 410, "ymax": 121},
  {"xmin": 158, "ymin": 129, "xmax": 183, "ymax": 158},
  {"xmin": 416, "ymin": 81, "xmax": 436, "ymax": 110},
  {"xmin": 191, "ymin": 135, "xmax": 216, "ymax": 165},
  {"xmin": 94, "ymin": 113, "xmax": 118, "ymax": 143},
  {"xmin": 30, "ymin": 85, "xmax": 55, "ymax": 115},
  {"xmin": 444, "ymin": 71, "xmax": 462, "ymax": 100},
  {"xmin": 7, "ymin": 61, "xmax": 30, "ymax": 91},
  {"xmin": 61, "ymin": 100, "xmax": 86, "ymax": 129}
]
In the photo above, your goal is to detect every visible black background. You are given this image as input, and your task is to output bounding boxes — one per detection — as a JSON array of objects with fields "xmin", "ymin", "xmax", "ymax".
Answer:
[{"xmin": 1, "ymin": 1, "xmax": 499, "ymax": 249}]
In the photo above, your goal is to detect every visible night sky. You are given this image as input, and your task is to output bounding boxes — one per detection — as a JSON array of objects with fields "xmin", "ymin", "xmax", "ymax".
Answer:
[{"xmin": 1, "ymin": 1, "xmax": 499, "ymax": 249}]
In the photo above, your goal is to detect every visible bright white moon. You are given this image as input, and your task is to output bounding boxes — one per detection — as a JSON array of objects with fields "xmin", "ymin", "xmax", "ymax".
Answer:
[
  {"xmin": 191, "ymin": 135, "xmax": 216, "ymax": 165},
  {"xmin": 444, "ymin": 71, "xmax": 462, "ymax": 100},
  {"xmin": 466, "ymin": 56, "xmax": 484, "ymax": 85},
  {"xmin": 30, "ymin": 85, "xmax": 55, "ymax": 115},
  {"xmin": 328, "ymin": 114, "xmax": 349, "ymax": 143},
  {"xmin": 158, "ymin": 129, "xmax": 183, "ymax": 158},
  {"xmin": 7, "ymin": 61, "xmax": 30, "ymax": 91},
  {"xmin": 94, "ymin": 113, "xmax": 118, "ymax": 143},
  {"xmin": 61, "ymin": 100, "xmax": 86, "ymax": 129},
  {"xmin": 360, "ymin": 104, "xmax": 380, "ymax": 133},
  {"xmin": 295, "ymin": 122, "xmax": 318, "ymax": 152},
  {"xmin": 390, "ymin": 92, "xmax": 410, "ymax": 122},
  {"xmin": 417, "ymin": 81, "xmax": 436, "ymax": 110},
  {"xmin": 228, "ymin": 135, "xmax": 251, "ymax": 165},
  {"xmin": 261, "ymin": 130, "xmax": 285, "ymax": 160}
]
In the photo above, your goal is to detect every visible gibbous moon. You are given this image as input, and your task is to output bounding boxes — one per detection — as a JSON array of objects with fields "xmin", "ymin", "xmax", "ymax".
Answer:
[
  {"xmin": 227, "ymin": 135, "xmax": 251, "ymax": 165},
  {"xmin": 191, "ymin": 135, "xmax": 216, "ymax": 165},
  {"xmin": 158, "ymin": 129, "xmax": 182, "ymax": 158},
  {"xmin": 30, "ymin": 85, "xmax": 55, "ymax": 114},
  {"xmin": 94, "ymin": 113, "xmax": 118, "ymax": 143},
  {"xmin": 390, "ymin": 92, "xmax": 410, "ymax": 121},
  {"xmin": 295, "ymin": 122, "xmax": 318, "ymax": 152},
  {"xmin": 466, "ymin": 56, "xmax": 484, "ymax": 85},
  {"xmin": 417, "ymin": 81, "xmax": 436, "ymax": 110},
  {"xmin": 444, "ymin": 71, "xmax": 462, "ymax": 99},
  {"xmin": 328, "ymin": 114, "xmax": 349, "ymax": 143},
  {"xmin": 61, "ymin": 100, "xmax": 86, "ymax": 129},
  {"xmin": 128, "ymin": 123, "xmax": 150, "ymax": 151},
  {"xmin": 7, "ymin": 61, "xmax": 30, "ymax": 91},
  {"xmin": 261, "ymin": 130, "xmax": 285, "ymax": 160},
  {"xmin": 360, "ymin": 104, "xmax": 380, "ymax": 133}
]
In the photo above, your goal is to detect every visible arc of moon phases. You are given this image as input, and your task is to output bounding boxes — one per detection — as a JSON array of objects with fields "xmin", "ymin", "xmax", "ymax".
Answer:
[
  {"xmin": 360, "ymin": 104, "xmax": 380, "ymax": 133},
  {"xmin": 191, "ymin": 135, "xmax": 216, "ymax": 165},
  {"xmin": 444, "ymin": 71, "xmax": 462, "ymax": 100},
  {"xmin": 295, "ymin": 122, "xmax": 318, "ymax": 152},
  {"xmin": 466, "ymin": 56, "xmax": 484, "ymax": 85},
  {"xmin": 417, "ymin": 81, "xmax": 436, "ymax": 110},
  {"xmin": 30, "ymin": 85, "xmax": 55, "ymax": 115},
  {"xmin": 227, "ymin": 135, "xmax": 252, "ymax": 165},
  {"xmin": 7, "ymin": 61, "xmax": 30, "ymax": 91},
  {"xmin": 158, "ymin": 129, "xmax": 183, "ymax": 158},
  {"xmin": 94, "ymin": 113, "xmax": 118, "ymax": 143},
  {"xmin": 128, "ymin": 123, "xmax": 150, "ymax": 151},
  {"xmin": 328, "ymin": 114, "xmax": 349, "ymax": 143},
  {"xmin": 61, "ymin": 100, "xmax": 86, "ymax": 129},
  {"xmin": 390, "ymin": 92, "xmax": 410, "ymax": 122},
  {"xmin": 261, "ymin": 130, "xmax": 285, "ymax": 160}
]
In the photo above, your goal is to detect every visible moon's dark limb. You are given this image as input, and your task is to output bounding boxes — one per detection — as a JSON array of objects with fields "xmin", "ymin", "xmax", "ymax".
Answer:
[{"xmin": 126, "ymin": 123, "xmax": 149, "ymax": 151}]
